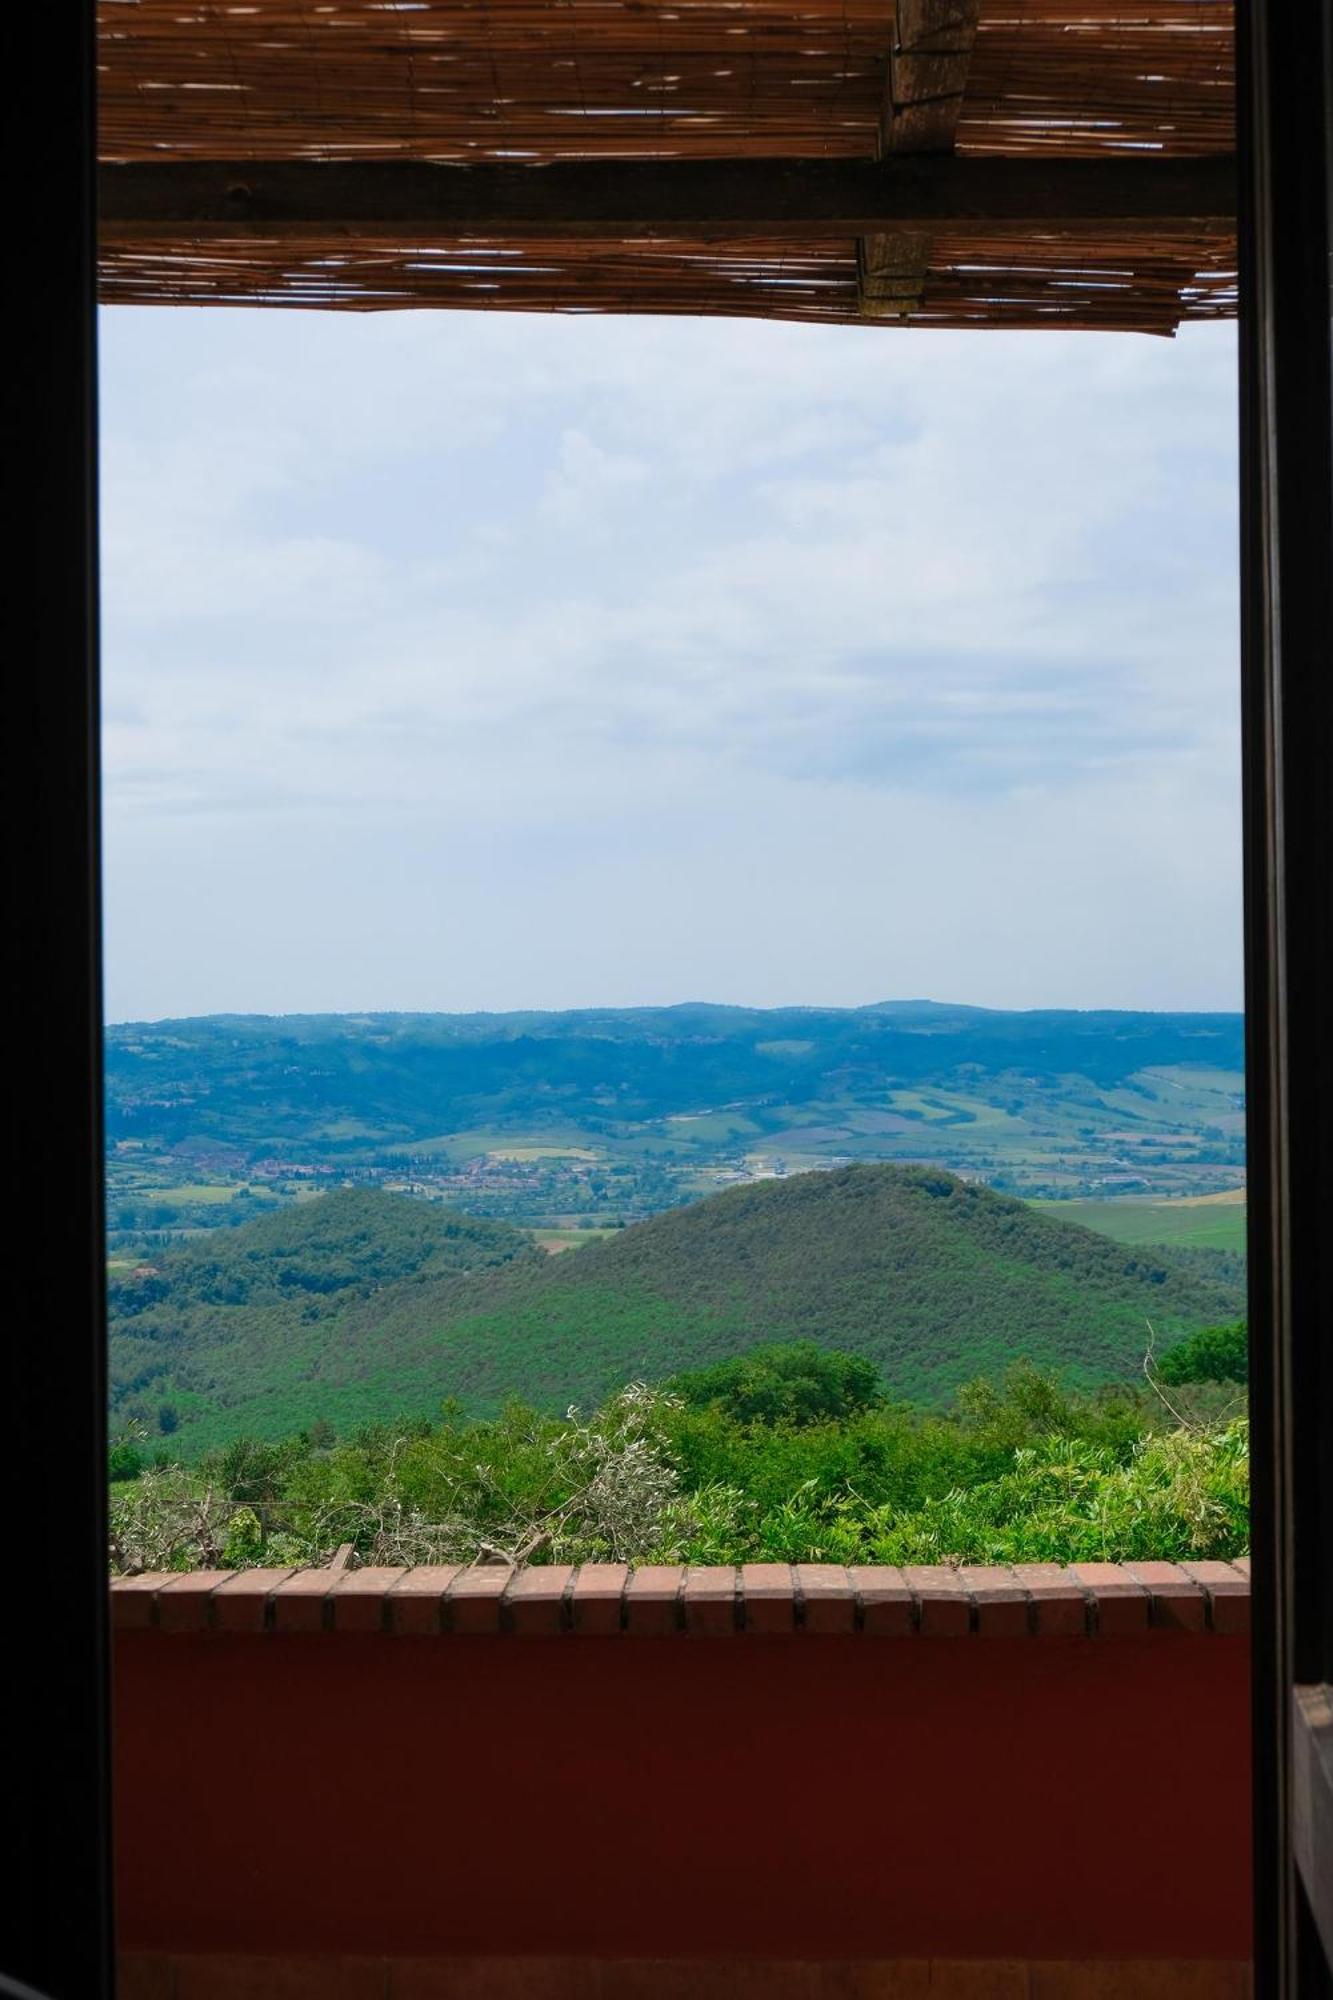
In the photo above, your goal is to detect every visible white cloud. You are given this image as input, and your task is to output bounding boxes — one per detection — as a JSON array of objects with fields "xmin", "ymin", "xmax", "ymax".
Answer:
[{"xmin": 540, "ymin": 428, "xmax": 650, "ymax": 527}]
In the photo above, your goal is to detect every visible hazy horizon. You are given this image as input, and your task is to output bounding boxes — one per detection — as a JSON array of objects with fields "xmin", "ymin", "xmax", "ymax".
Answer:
[{"xmin": 105, "ymin": 993, "xmax": 1246, "ymax": 1030}]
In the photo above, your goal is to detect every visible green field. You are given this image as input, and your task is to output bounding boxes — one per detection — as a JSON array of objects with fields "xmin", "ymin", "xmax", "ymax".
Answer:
[
  {"xmin": 128, "ymin": 1182, "xmax": 245, "ymax": 1207},
  {"xmin": 1031, "ymin": 1192, "xmax": 1247, "ymax": 1255},
  {"xmin": 532, "ymin": 1226, "xmax": 618, "ymax": 1254}
]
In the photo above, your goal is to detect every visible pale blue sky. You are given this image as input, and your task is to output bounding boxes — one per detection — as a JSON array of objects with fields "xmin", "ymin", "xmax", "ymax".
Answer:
[{"xmin": 99, "ymin": 308, "xmax": 1241, "ymax": 1022}]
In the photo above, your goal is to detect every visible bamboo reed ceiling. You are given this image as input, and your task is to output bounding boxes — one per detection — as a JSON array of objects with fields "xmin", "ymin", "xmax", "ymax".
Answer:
[{"xmin": 97, "ymin": 0, "xmax": 1237, "ymax": 332}]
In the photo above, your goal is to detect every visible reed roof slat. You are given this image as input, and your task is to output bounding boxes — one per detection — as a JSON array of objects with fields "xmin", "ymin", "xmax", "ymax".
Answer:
[
  {"xmin": 98, "ymin": 225, "xmax": 1236, "ymax": 330},
  {"xmin": 95, "ymin": 0, "xmax": 1237, "ymax": 331}
]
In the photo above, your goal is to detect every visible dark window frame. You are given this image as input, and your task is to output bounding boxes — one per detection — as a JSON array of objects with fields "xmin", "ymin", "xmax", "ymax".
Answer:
[{"xmin": 8, "ymin": 1, "xmax": 1332, "ymax": 1993}]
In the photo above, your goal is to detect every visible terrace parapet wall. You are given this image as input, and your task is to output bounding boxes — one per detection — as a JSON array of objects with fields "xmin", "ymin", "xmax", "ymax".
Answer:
[
  {"xmin": 110, "ymin": 1557, "xmax": 1252, "ymax": 1637},
  {"xmin": 113, "ymin": 1558, "xmax": 1254, "ymax": 1989}
]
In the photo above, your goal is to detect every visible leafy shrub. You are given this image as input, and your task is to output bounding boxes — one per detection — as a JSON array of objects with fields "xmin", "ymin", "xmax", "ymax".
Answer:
[
  {"xmin": 1156, "ymin": 1318, "xmax": 1247, "ymax": 1385},
  {"xmin": 668, "ymin": 1341, "xmax": 884, "ymax": 1425},
  {"xmin": 107, "ymin": 1354, "xmax": 1249, "ymax": 1574},
  {"xmin": 859, "ymin": 1421, "xmax": 1249, "ymax": 1565},
  {"xmin": 107, "ymin": 1442, "xmax": 143, "ymax": 1483}
]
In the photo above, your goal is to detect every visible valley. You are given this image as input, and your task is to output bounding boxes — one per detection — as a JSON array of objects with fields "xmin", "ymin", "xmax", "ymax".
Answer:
[{"xmin": 106, "ymin": 1002, "xmax": 1246, "ymax": 1245}]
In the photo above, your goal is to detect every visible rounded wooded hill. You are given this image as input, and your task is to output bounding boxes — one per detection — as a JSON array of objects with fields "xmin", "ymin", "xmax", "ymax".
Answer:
[
  {"xmin": 423, "ymin": 1162, "xmax": 1240, "ymax": 1411},
  {"xmin": 112, "ymin": 1167, "xmax": 1245, "ymax": 1447}
]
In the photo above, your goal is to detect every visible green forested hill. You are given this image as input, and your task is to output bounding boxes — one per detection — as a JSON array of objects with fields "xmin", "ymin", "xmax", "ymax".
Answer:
[
  {"xmin": 111, "ymin": 1186, "xmax": 533, "ymax": 1312},
  {"xmin": 109, "ymin": 1190, "xmax": 540, "ymax": 1444},
  {"xmin": 110, "ymin": 1170, "xmax": 1244, "ymax": 1452}
]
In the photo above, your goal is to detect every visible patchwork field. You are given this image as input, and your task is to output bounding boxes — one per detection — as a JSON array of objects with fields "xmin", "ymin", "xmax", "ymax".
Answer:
[
  {"xmin": 532, "ymin": 1226, "xmax": 619, "ymax": 1254},
  {"xmin": 105, "ymin": 1003, "xmax": 1246, "ymax": 1233},
  {"xmin": 1031, "ymin": 1190, "xmax": 1247, "ymax": 1255}
]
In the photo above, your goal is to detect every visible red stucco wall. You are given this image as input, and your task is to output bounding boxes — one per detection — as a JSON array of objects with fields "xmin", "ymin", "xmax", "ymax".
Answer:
[{"xmin": 113, "ymin": 1631, "xmax": 1252, "ymax": 1962}]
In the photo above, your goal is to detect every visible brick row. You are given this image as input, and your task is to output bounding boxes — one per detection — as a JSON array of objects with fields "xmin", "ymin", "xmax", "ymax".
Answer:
[
  {"xmin": 109, "ymin": 1559, "xmax": 1251, "ymax": 1637},
  {"xmin": 118, "ymin": 1950, "xmax": 1257, "ymax": 1999}
]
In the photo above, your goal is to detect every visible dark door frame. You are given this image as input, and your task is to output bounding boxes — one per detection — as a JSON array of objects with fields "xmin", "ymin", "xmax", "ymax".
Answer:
[
  {"xmin": 1238, "ymin": 0, "xmax": 1333, "ymax": 1991},
  {"xmin": 8, "ymin": 1, "xmax": 1332, "ymax": 1994},
  {"xmin": 10, "ymin": 3, "xmax": 114, "ymax": 1997}
]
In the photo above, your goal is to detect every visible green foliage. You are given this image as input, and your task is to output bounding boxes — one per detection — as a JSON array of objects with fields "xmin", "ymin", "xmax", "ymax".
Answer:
[
  {"xmin": 655, "ymin": 1358, "xmax": 1153, "ymax": 1535},
  {"xmin": 112, "ymin": 1385, "xmax": 683, "ymax": 1570},
  {"xmin": 859, "ymin": 1423, "xmax": 1249, "ymax": 1565},
  {"xmin": 221, "ymin": 1507, "xmax": 265, "ymax": 1567},
  {"xmin": 109, "ymin": 1355, "xmax": 1248, "ymax": 1573},
  {"xmin": 107, "ymin": 1188, "xmax": 541, "ymax": 1450},
  {"xmin": 668, "ymin": 1341, "xmax": 885, "ymax": 1425},
  {"xmin": 1154, "ymin": 1317, "xmax": 1248, "ymax": 1385},
  {"xmin": 108, "ymin": 1170, "xmax": 1244, "ymax": 1452},
  {"xmin": 107, "ymin": 1442, "xmax": 143, "ymax": 1482},
  {"xmin": 108, "ymin": 1185, "xmax": 531, "ymax": 1318}
]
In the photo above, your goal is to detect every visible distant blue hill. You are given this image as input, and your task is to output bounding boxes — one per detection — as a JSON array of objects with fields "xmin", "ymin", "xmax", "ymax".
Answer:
[{"xmin": 105, "ymin": 1001, "xmax": 1245, "ymax": 1214}]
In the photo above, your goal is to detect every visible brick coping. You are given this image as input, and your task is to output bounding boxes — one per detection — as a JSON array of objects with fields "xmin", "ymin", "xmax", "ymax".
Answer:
[{"xmin": 111, "ymin": 1559, "xmax": 1250, "ymax": 1637}]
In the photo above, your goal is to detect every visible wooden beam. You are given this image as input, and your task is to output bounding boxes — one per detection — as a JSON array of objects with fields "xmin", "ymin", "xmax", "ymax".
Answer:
[
  {"xmin": 881, "ymin": 0, "xmax": 981, "ymax": 157},
  {"xmin": 865, "ymin": 0, "xmax": 981, "ymax": 319},
  {"xmin": 99, "ymin": 155, "xmax": 1236, "ymax": 244},
  {"xmin": 860, "ymin": 229, "xmax": 934, "ymax": 319}
]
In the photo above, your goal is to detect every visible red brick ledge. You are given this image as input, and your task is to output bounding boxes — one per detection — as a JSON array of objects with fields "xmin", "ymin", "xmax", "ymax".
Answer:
[{"xmin": 110, "ymin": 1558, "xmax": 1250, "ymax": 1637}]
